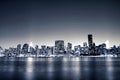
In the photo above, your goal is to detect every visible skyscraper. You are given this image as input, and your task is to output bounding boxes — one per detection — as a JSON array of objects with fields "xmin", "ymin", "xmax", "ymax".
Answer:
[
  {"xmin": 88, "ymin": 34, "xmax": 93, "ymax": 48},
  {"xmin": 22, "ymin": 43, "xmax": 29, "ymax": 54},
  {"xmin": 17, "ymin": 44, "xmax": 21, "ymax": 55},
  {"xmin": 67, "ymin": 42, "xmax": 72, "ymax": 51},
  {"xmin": 67, "ymin": 42, "xmax": 72, "ymax": 54},
  {"xmin": 88, "ymin": 34, "xmax": 97, "ymax": 55},
  {"xmin": 55, "ymin": 40, "xmax": 65, "ymax": 53},
  {"xmin": 88, "ymin": 34, "xmax": 96, "ymax": 54}
]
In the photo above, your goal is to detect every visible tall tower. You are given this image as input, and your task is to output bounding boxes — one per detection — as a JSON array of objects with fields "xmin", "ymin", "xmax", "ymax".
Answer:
[
  {"xmin": 88, "ymin": 34, "xmax": 93, "ymax": 48},
  {"xmin": 88, "ymin": 34, "xmax": 97, "ymax": 55}
]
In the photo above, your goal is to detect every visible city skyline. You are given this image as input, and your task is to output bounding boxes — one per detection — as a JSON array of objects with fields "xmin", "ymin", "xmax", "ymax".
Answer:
[
  {"xmin": 0, "ymin": 33, "xmax": 111, "ymax": 48},
  {"xmin": 0, "ymin": 34, "xmax": 120, "ymax": 58},
  {"xmin": 0, "ymin": 34, "xmax": 114, "ymax": 50},
  {"xmin": 0, "ymin": 0, "xmax": 120, "ymax": 48}
]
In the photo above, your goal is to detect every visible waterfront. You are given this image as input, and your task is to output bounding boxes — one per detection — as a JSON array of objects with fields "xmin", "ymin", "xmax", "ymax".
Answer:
[{"xmin": 0, "ymin": 57, "xmax": 120, "ymax": 80}]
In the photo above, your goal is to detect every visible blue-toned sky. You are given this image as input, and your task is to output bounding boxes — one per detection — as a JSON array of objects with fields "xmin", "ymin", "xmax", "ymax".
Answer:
[{"xmin": 0, "ymin": 0, "xmax": 120, "ymax": 48}]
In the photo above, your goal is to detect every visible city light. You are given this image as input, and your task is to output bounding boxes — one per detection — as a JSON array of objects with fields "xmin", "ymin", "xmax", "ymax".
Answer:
[
  {"xmin": 29, "ymin": 42, "xmax": 33, "ymax": 47},
  {"xmin": 105, "ymin": 40, "xmax": 110, "ymax": 49},
  {"xmin": 27, "ymin": 57, "xmax": 33, "ymax": 62}
]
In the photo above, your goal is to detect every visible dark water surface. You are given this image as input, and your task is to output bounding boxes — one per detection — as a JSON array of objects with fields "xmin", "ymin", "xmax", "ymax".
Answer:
[{"xmin": 0, "ymin": 57, "xmax": 120, "ymax": 80}]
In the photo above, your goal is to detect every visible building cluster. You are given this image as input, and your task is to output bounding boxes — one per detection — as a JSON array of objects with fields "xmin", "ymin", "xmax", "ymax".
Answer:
[{"xmin": 0, "ymin": 34, "xmax": 120, "ymax": 57}]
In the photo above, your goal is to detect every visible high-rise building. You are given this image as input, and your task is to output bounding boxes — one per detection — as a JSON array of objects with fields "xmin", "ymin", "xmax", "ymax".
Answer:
[
  {"xmin": 41, "ymin": 45, "xmax": 46, "ymax": 50},
  {"xmin": 17, "ymin": 44, "xmax": 21, "ymax": 54},
  {"xmin": 88, "ymin": 34, "xmax": 93, "ymax": 48},
  {"xmin": 55, "ymin": 40, "xmax": 65, "ymax": 53},
  {"xmin": 29, "ymin": 46, "xmax": 34, "ymax": 54},
  {"xmin": 67, "ymin": 43, "xmax": 72, "ymax": 54},
  {"xmin": 88, "ymin": 34, "xmax": 97, "ymax": 55},
  {"xmin": 67, "ymin": 43, "xmax": 72, "ymax": 51},
  {"xmin": 41, "ymin": 45, "xmax": 46, "ymax": 55},
  {"xmin": 22, "ymin": 43, "xmax": 29, "ymax": 54}
]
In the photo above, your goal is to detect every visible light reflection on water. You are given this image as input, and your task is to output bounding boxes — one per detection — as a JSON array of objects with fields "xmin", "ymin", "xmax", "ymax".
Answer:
[
  {"xmin": 0, "ymin": 57, "xmax": 120, "ymax": 80},
  {"xmin": 106, "ymin": 57, "xmax": 113, "ymax": 80},
  {"xmin": 25, "ymin": 57, "xmax": 34, "ymax": 80}
]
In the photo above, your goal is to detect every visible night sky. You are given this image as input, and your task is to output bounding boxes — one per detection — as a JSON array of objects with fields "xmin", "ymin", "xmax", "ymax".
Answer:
[{"xmin": 0, "ymin": 0, "xmax": 120, "ymax": 48}]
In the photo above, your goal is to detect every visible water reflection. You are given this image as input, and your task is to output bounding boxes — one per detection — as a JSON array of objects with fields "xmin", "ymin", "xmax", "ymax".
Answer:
[
  {"xmin": 106, "ymin": 57, "xmax": 114, "ymax": 80},
  {"xmin": 0, "ymin": 57, "xmax": 120, "ymax": 80},
  {"xmin": 25, "ymin": 57, "xmax": 34, "ymax": 80},
  {"xmin": 61, "ymin": 58, "xmax": 81, "ymax": 80}
]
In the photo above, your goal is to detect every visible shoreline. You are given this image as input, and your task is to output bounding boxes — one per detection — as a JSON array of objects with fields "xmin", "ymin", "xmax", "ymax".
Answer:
[{"xmin": 0, "ymin": 54, "xmax": 118, "ymax": 58}]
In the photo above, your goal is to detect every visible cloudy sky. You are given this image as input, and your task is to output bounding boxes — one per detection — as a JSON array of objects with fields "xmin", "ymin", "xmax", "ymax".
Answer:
[{"xmin": 0, "ymin": 0, "xmax": 120, "ymax": 48}]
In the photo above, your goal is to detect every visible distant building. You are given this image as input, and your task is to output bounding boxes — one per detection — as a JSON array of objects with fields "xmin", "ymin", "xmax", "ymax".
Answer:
[
  {"xmin": 88, "ymin": 34, "xmax": 93, "ymax": 48},
  {"xmin": 35, "ymin": 45, "xmax": 39, "ymax": 56},
  {"xmin": 66, "ymin": 43, "xmax": 72, "ymax": 55},
  {"xmin": 22, "ymin": 43, "xmax": 29, "ymax": 54},
  {"xmin": 41, "ymin": 45, "xmax": 46, "ymax": 50},
  {"xmin": 41, "ymin": 45, "xmax": 46, "ymax": 55},
  {"xmin": 55, "ymin": 40, "xmax": 65, "ymax": 54},
  {"xmin": 17, "ymin": 44, "xmax": 21, "ymax": 55},
  {"xmin": 46, "ymin": 46, "xmax": 53, "ymax": 55},
  {"xmin": 74, "ymin": 45, "xmax": 81, "ymax": 56},
  {"xmin": 67, "ymin": 43, "xmax": 72, "ymax": 51},
  {"xmin": 83, "ymin": 42, "xmax": 87, "ymax": 47},
  {"xmin": 29, "ymin": 47, "xmax": 34, "ymax": 55},
  {"xmin": 0, "ymin": 46, "xmax": 3, "ymax": 53},
  {"xmin": 88, "ymin": 34, "xmax": 96, "ymax": 55}
]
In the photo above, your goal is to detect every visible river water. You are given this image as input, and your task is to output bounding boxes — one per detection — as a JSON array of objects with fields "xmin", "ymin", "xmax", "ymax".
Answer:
[{"xmin": 0, "ymin": 57, "xmax": 120, "ymax": 80}]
